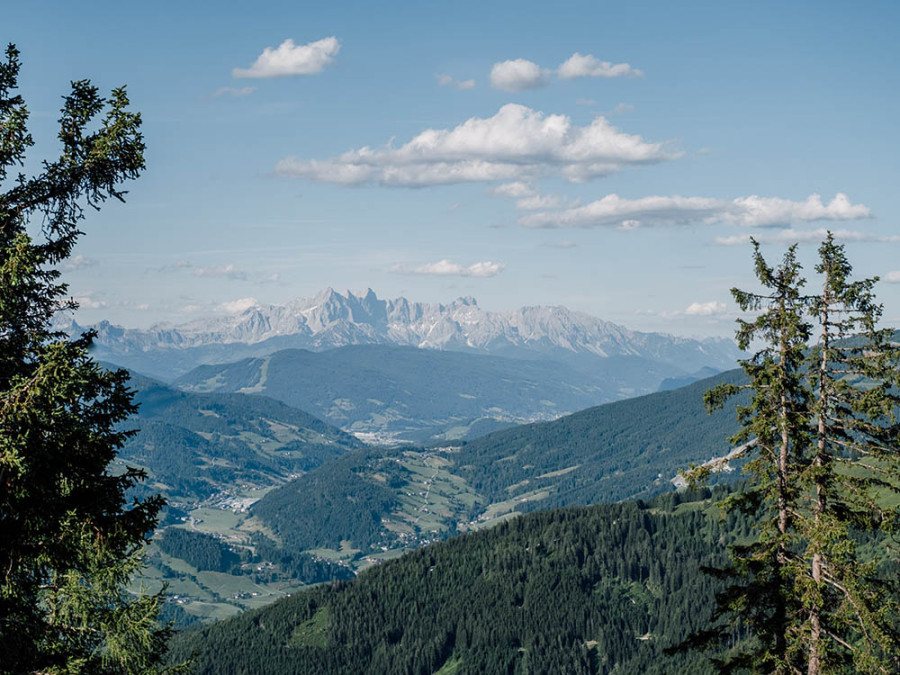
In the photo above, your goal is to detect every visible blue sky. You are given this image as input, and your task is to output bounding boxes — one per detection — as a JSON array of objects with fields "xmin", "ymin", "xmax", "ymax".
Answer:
[{"xmin": 7, "ymin": 1, "xmax": 899, "ymax": 336}]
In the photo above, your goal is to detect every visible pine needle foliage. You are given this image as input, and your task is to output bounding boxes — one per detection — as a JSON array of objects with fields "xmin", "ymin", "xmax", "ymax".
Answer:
[
  {"xmin": 685, "ymin": 237, "xmax": 900, "ymax": 674},
  {"xmin": 0, "ymin": 44, "xmax": 183, "ymax": 674}
]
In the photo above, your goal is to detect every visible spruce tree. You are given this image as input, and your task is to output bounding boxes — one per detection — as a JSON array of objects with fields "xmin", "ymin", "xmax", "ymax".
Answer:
[
  {"xmin": 700, "ymin": 241, "xmax": 813, "ymax": 673},
  {"xmin": 800, "ymin": 234, "xmax": 900, "ymax": 673},
  {"xmin": 688, "ymin": 236, "xmax": 900, "ymax": 673},
  {"xmin": 0, "ymin": 44, "xmax": 178, "ymax": 673}
]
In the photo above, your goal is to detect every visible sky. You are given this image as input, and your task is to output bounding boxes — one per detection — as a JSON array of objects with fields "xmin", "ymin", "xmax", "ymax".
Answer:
[{"xmin": 6, "ymin": 1, "xmax": 900, "ymax": 337}]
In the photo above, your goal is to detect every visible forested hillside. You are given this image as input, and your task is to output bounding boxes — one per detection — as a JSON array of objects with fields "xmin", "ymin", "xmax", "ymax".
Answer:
[
  {"xmin": 112, "ymin": 372, "xmax": 366, "ymax": 622},
  {"xmin": 168, "ymin": 488, "xmax": 745, "ymax": 674},
  {"xmin": 249, "ymin": 369, "xmax": 746, "ymax": 557},
  {"xmin": 119, "ymin": 371, "xmax": 364, "ymax": 502},
  {"xmin": 455, "ymin": 367, "xmax": 747, "ymax": 510}
]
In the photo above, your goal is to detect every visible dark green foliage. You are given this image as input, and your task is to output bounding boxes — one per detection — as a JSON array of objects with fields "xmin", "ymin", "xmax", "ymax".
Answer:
[
  {"xmin": 698, "ymin": 243, "xmax": 813, "ymax": 673},
  {"xmin": 157, "ymin": 529, "xmax": 240, "ymax": 573},
  {"xmin": 251, "ymin": 535, "xmax": 355, "ymax": 584},
  {"xmin": 0, "ymin": 44, "xmax": 179, "ymax": 673},
  {"xmin": 249, "ymin": 370, "xmax": 745, "ymax": 555},
  {"xmin": 168, "ymin": 489, "xmax": 745, "ymax": 674},
  {"xmin": 456, "ymin": 368, "xmax": 746, "ymax": 509},
  {"xmin": 119, "ymin": 371, "xmax": 364, "ymax": 502},
  {"xmin": 253, "ymin": 449, "xmax": 400, "ymax": 550},
  {"xmin": 690, "ymin": 237, "xmax": 900, "ymax": 673}
]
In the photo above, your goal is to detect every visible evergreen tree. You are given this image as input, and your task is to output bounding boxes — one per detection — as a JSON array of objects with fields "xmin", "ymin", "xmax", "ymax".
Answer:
[
  {"xmin": 699, "ymin": 242, "xmax": 813, "ymax": 673},
  {"xmin": 690, "ymin": 237, "xmax": 900, "ymax": 673},
  {"xmin": 0, "ymin": 44, "xmax": 179, "ymax": 673},
  {"xmin": 800, "ymin": 234, "xmax": 900, "ymax": 673}
]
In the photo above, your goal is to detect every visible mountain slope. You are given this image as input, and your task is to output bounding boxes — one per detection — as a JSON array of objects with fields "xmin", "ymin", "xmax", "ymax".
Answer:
[
  {"xmin": 173, "ymin": 344, "xmax": 680, "ymax": 442},
  {"xmin": 120, "ymin": 372, "xmax": 365, "ymax": 502},
  {"xmin": 168, "ymin": 489, "xmax": 740, "ymax": 674},
  {"xmin": 248, "ymin": 369, "xmax": 746, "ymax": 556},
  {"xmin": 453, "ymin": 367, "xmax": 747, "ymax": 510},
  {"xmin": 71, "ymin": 288, "xmax": 739, "ymax": 382}
]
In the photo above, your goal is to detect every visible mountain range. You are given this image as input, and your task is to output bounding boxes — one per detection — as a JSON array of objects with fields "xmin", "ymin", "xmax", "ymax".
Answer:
[{"xmin": 64, "ymin": 288, "xmax": 740, "ymax": 385}]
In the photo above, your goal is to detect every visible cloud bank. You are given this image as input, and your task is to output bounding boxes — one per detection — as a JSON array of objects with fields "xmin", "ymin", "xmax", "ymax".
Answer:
[
  {"xmin": 519, "ymin": 193, "xmax": 871, "ymax": 229},
  {"xmin": 233, "ymin": 37, "xmax": 340, "ymax": 78},
  {"xmin": 276, "ymin": 104, "xmax": 677, "ymax": 186}
]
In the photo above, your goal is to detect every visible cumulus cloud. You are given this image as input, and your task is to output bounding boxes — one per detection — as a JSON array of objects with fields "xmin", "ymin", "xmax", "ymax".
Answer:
[
  {"xmin": 219, "ymin": 297, "xmax": 261, "ymax": 313},
  {"xmin": 558, "ymin": 53, "xmax": 643, "ymax": 79},
  {"xmin": 233, "ymin": 37, "xmax": 340, "ymax": 78},
  {"xmin": 63, "ymin": 255, "xmax": 98, "ymax": 271},
  {"xmin": 276, "ymin": 104, "xmax": 676, "ymax": 187},
  {"xmin": 490, "ymin": 59, "xmax": 551, "ymax": 92},
  {"xmin": 392, "ymin": 259, "xmax": 504, "ymax": 278},
  {"xmin": 885, "ymin": 271, "xmax": 900, "ymax": 283},
  {"xmin": 728, "ymin": 194, "xmax": 871, "ymax": 228},
  {"xmin": 715, "ymin": 228, "xmax": 900, "ymax": 246},
  {"xmin": 519, "ymin": 193, "xmax": 871, "ymax": 229},
  {"xmin": 436, "ymin": 73, "xmax": 475, "ymax": 90},
  {"xmin": 685, "ymin": 301, "xmax": 727, "ymax": 316}
]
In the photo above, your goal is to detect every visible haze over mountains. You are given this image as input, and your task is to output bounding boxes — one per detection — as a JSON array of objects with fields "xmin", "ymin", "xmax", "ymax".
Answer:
[{"xmin": 67, "ymin": 288, "xmax": 741, "ymax": 384}]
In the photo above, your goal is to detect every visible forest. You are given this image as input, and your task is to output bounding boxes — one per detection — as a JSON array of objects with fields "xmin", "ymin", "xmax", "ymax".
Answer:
[{"xmin": 168, "ymin": 487, "xmax": 747, "ymax": 674}]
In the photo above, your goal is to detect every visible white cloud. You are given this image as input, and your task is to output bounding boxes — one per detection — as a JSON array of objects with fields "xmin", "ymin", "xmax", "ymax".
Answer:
[
  {"xmin": 885, "ymin": 271, "xmax": 900, "ymax": 283},
  {"xmin": 436, "ymin": 73, "xmax": 475, "ymax": 90},
  {"xmin": 63, "ymin": 255, "xmax": 98, "ymax": 271},
  {"xmin": 685, "ymin": 301, "xmax": 727, "ymax": 316},
  {"xmin": 715, "ymin": 227, "xmax": 898, "ymax": 246},
  {"xmin": 520, "ymin": 194, "xmax": 722, "ymax": 228},
  {"xmin": 728, "ymin": 193, "xmax": 871, "ymax": 228},
  {"xmin": 490, "ymin": 59, "xmax": 551, "ymax": 92},
  {"xmin": 233, "ymin": 37, "xmax": 340, "ymax": 78},
  {"xmin": 490, "ymin": 180, "xmax": 561, "ymax": 210},
  {"xmin": 611, "ymin": 103, "xmax": 634, "ymax": 115},
  {"xmin": 392, "ymin": 259, "xmax": 504, "ymax": 278},
  {"xmin": 492, "ymin": 182, "xmax": 535, "ymax": 198},
  {"xmin": 545, "ymin": 240, "xmax": 577, "ymax": 249},
  {"xmin": 519, "ymin": 193, "xmax": 871, "ymax": 229},
  {"xmin": 276, "ymin": 104, "xmax": 676, "ymax": 187},
  {"xmin": 558, "ymin": 53, "xmax": 643, "ymax": 79},
  {"xmin": 517, "ymin": 194, "xmax": 561, "ymax": 211},
  {"xmin": 219, "ymin": 297, "xmax": 261, "ymax": 313},
  {"xmin": 209, "ymin": 86, "xmax": 256, "ymax": 98},
  {"xmin": 490, "ymin": 181, "xmax": 560, "ymax": 210}
]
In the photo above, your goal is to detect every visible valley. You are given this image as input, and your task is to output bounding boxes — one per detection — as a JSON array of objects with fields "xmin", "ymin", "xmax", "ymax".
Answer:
[{"xmin": 117, "ymin": 364, "xmax": 744, "ymax": 624}]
